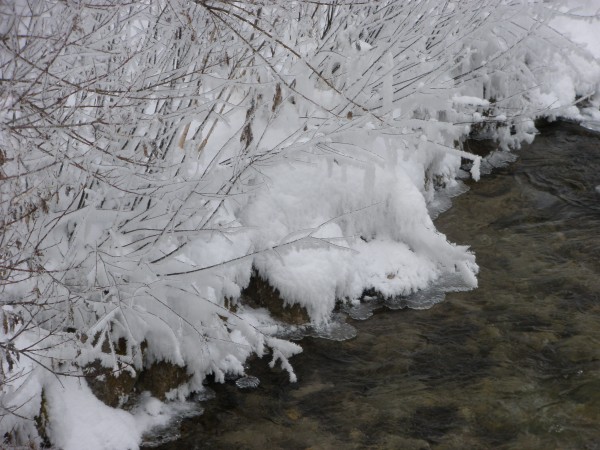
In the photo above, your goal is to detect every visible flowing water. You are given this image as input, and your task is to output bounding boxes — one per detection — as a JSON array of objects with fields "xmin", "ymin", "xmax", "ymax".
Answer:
[{"xmin": 146, "ymin": 121, "xmax": 600, "ymax": 449}]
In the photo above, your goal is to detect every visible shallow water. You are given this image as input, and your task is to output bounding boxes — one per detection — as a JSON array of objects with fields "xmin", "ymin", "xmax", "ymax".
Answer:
[{"xmin": 147, "ymin": 121, "xmax": 600, "ymax": 449}]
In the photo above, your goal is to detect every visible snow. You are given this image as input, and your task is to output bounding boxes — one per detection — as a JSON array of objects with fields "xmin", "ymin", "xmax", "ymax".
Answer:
[
  {"xmin": 452, "ymin": 96, "xmax": 490, "ymax": 107},
  {"xmin": 243, "ymin": 150, "xmax": 478, "ymax": 324},
  {"xmin": 551, "ymin": 0, "xmax": 600, "ymax": 58},
  {"xmin": 45, "ymin": 377, "xmax": 142, "ymax": 450},
  {"xmin": 44, "ymin": 377, "xmax": 201, "ymax": 450},
  {"xmin": 2, "ymin": 1, "xmax": 600, "ymax": 448}
]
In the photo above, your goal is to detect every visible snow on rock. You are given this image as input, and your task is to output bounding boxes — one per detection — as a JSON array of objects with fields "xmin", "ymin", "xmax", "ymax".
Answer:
[
  {"xmin": 2, "ymin": 1, "xmax": 600, "ymax": 448},
  {"xmin": 45, "ymin": 377, "xmax": 141, "ymax": 450},
  {"xmin": 242, "ymin": 151, "xmax": 478, "ymax": 324},
  {"xmin": 43, "ymin": 376, "xmax": 196, "ymax": 450}
]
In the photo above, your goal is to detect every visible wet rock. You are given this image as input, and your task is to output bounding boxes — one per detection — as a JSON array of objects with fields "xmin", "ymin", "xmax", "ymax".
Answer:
[
  {"xmin": 284, "ymin": 408, "xmax": 301, "ymax": 421},
  {"xmin": 83, "ymin": 336, "xmax": 139, "ymax": 407},
  {"xmin": 84, "ymin": 358, "xmax": 191, "ymax": 406},
  {"xmin": 83, "ymin": 335, "xmax": 190, "ymax": 406},
  {"xmin": 481, "ymin": 324, "xmax": 502, "ymax": 339},
  {"xmin": 241, "ymin": 270, "xmax": 310, "ymax": 325},
  {"xmin": 136, "ymin": 361, "xmax": 191, "ymax": 400},
  {"xmin": 290, "ymin": 381, "xmax": 334, "ymax": 399},
  {"xmin": 463, "ymin": 137, "xmax": 497, "ymax": 158},
  {"xmin": 84, "ymin": 361, "xmax": 138, "ymax": 408}
]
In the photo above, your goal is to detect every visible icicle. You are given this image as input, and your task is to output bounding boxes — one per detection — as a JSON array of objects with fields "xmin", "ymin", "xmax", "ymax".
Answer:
[
  {"xmin": 470, "ymin": 156, "xmax": 481, "ymax": 181},
  {"xmin": 363, "ymin": 164, "xmax": 376, "ymax": 197}
]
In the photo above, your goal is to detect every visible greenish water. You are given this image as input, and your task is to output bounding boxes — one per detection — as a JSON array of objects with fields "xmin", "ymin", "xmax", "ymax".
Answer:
[{"xmin": 148, "ymin": 121, "xmax": 600, "ymax": 449}]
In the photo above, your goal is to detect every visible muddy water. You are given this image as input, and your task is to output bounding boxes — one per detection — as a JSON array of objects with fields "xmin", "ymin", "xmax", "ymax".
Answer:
[{"xmin": 149, "ymin": 121, "xmax": 600, "ymax": 449}]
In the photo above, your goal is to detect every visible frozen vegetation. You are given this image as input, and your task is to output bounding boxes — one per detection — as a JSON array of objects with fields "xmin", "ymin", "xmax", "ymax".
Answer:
[{"xmin": 1, "ymin": 0, "xmax": 599, "ymax": 447}]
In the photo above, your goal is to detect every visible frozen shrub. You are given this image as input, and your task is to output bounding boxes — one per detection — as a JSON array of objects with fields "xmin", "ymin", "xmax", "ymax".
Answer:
[{"xmin": 1, "ymin": 0, "xmax": 598, "ymax": 447}]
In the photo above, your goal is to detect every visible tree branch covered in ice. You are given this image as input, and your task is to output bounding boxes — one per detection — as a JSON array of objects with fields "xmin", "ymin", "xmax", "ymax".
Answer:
[{"xmin": 1, "ymin": 0, "xmax": 598, "ymax": 446}]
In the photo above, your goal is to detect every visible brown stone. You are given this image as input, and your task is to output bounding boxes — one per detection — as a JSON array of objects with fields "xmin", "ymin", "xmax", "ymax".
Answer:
[
  {"xmin": 136, "ymin": 360, "xmax": 190, "ymax": 400},
  {"xmin": 84, "ymin": 361, "xmax": 138, "ymax": 408},
  {"xmin": 84, "ymin": 337, "xmax": 189, "ymax": 406},
  {"xmin": 241, "ymin": 270, "xmax": 310, "ymax": 325}
]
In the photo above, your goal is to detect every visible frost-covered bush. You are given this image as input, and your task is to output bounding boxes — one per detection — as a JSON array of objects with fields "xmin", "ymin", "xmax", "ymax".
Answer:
[{"xmin": 1, "ymin": 0, "xmax": 598, "ymax": 447}]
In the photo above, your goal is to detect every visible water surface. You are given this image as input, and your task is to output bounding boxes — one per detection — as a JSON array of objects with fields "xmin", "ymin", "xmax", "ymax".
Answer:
[{"xmin": 148, "ymin": 121, "xmax": 600, "ymax": 449}]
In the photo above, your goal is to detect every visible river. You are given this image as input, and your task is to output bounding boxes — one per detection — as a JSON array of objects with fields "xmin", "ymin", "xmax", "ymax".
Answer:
[{"xmin": 145, "ymin": 120, "xmax": 600, "ymax": 449}]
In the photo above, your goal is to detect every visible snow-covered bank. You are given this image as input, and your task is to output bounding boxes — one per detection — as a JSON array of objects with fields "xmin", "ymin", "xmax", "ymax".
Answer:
[
  {"xmin": 550, "ymin": 0, "xmax": 600, "ymax": 131},
  {"xmin": 1, "ymin": 1, "xmax": 599, "ymax": 447}
]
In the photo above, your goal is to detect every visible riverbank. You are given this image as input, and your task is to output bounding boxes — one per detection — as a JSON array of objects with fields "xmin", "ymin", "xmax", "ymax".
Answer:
[{"xmin": 147, "ymin": 121, "xmax": 600, "ymax": 449}]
